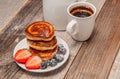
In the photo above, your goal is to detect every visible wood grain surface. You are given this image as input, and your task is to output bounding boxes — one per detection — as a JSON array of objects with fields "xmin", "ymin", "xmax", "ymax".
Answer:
[
  {"xmin": 0, "ymin": 0, "xmax": 120, "ymax": 79},
  {"xmin": 109, "ymin": 49, "xmax": 120, "ymax": 79},
  {"xmin": 65, "ymin": 0, "xmax": 120, "ymax": 79},
  {"xmin": 0, "ymin": 0, "xmax": 28, "ymax": 31},
  {"xmin": 0, "ymin": 0, "xmax": 82, "ymax": 79}
]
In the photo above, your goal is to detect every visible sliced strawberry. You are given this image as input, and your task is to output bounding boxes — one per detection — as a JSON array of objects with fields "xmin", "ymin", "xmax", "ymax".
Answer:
[
  {"xmin": 25, "ymin": 55, "xmax": 42, "ymax": 69},
  {"xmin": 14, "ymin": 49, "xmax": 32, "ymax": 64}
]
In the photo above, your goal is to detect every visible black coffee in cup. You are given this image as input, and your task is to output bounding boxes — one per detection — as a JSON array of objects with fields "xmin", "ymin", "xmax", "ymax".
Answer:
[{"xmin": 70, "ymin": 6, "xmax": 94, "ymax": 18}]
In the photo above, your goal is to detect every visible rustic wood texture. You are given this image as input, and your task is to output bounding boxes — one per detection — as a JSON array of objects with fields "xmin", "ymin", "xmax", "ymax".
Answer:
[
  {"xmin": 0, "ymin": 0, "xmax": 82, "ymax": 79},
  {"xmin": 108, "ymin": 49, "xmax": 120, "ymax": 79},
  {"xmin": 0, "ymin": 0, "xmax": 28, "ymax": 31},
  {"xmin": 0, "ymin": 0, "xmax": 120, "ymax": 79},
  {"xmin": 65, "ymin": 0, "xmax": 120, "ymax": 79}
]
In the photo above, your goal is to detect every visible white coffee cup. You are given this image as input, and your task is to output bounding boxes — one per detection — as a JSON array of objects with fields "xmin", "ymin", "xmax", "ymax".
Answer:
[{"xmin": 66, "ymin": 2, "xmax": 96, "ymax": 41}]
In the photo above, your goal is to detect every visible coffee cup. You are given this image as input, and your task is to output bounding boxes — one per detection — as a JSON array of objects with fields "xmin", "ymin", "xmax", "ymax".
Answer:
[{"xmin": 66, "ymin": 2, "xmax": 96, "ymax": 41}]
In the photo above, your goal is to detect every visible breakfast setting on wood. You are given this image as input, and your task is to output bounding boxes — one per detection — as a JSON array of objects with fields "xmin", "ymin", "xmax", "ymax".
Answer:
[{"xmin": 0, "ymin": 0, "xmax": 120, "ymax": 79}]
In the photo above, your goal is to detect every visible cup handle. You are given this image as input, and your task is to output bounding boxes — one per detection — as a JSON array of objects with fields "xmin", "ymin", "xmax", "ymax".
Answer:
[{"xmin": 66, "ymin": 20, "xmax": 77, "ymax": 35}]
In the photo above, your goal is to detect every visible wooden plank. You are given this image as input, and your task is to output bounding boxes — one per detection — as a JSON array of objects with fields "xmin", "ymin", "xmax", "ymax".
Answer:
[
  {"xmin": 0, "ymin": 0, "xmax": 107, "ymax": 79},
  {"xmin": 108, "ymin": 49, "xmax": 120, "ymax": 79},
  {"xmin": 0, "ymin": 1, "xmax": 43, "ymax": 79},
  {"xmin": 0, "ymin": 0, "xmax": 82, "ymax": 79},
  {"xmin": 0, "ymin": 0, "xmax": 43, "ymax": 65},
  {"xmin": 65, "ymin": 0, "xmax": 120, "ymax": 79},
  {"xmin": 0, "ymin": 0, "xmax": 28, "ymax": 31}
]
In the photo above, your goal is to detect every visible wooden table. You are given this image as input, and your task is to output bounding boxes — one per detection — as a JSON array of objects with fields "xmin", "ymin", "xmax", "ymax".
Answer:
[{"xmin": 0, "ymin": 0, "xmax": 120, "ymax": 79}]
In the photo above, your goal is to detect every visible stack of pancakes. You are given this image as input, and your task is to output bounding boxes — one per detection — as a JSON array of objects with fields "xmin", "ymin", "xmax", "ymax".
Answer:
[{"xmin": 24, "ymin": 21, "xmax": 58, "ymax": 61}]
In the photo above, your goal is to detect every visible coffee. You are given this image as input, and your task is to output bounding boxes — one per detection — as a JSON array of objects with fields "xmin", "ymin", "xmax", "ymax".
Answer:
[{"xmin": 70, "ymin": 6, "xmax": 94, "ymax": 18}]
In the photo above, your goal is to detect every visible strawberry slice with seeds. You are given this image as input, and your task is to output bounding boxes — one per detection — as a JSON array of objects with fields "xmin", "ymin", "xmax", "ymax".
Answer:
[
  {"xmin": 25, "ymin": 55, "xmax": 42, "ymax": 69},
  {"xmin": 14, "ymin": 49, "xmax": 32, "ymax": 64}
]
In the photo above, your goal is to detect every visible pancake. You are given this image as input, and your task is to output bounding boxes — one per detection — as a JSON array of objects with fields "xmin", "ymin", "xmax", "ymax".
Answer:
[
  {"xmin": 27, "ymin": 36, "xmax": 57, "ymax": 51},
  {"xmin": 25, "ymin": 21, "xmax": 54, "ymax": 41},
  {"xmin": 29, "ymin": 46, "xmax": 58, "ymax": 60}
]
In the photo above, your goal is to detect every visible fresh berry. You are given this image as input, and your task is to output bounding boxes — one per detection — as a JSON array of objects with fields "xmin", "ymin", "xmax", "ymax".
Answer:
[
  {"xmin": 44, "ymin": 60, "xmax": 51, "ymax": 66},
  {"xmin": 14, "ymin": 49, "xmax": 32, "ymax": 63},
  {"xmin": 25, "ymin": 55, "xmax": 42, "ymax": 69},
  {"xmin": 50, "ymin": 59, "xmax": 57, "ymax": 67},
  {"xmin": 41, "ymin": 62, "xmax": 48, "ymax": 69},
  {"xmin": 54, "ymin": 54, "xmax": 64, "ymax": 62},
  {"xmin": 58, "ymin": 47, "xmax": 67, "ymax": 55},
  {"xmin": 41, "ymin": 60, "xmax": 50, "ymax": 69}
]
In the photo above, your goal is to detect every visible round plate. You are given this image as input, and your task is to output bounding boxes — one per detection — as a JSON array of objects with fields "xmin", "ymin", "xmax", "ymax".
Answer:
[{"xmin": 13, "ymin": 36, "xmax": 69, "ymax": 73}]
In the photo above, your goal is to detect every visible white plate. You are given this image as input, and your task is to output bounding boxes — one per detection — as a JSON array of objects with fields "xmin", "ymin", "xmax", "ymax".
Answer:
[{"xmin": 13, "ymin": 36, "xmax": 69, "ymax": 73}]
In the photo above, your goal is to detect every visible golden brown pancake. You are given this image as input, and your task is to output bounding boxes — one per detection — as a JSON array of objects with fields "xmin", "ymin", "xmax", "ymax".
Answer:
[
  {"xmin": 29, "ymin": 46, "xmax": 58, "ymax": 60},
  {"xmin": 27, "ymin": 36, "xmax": 57, "ymax": 51},
  {"xmin": 25, "ymin": 21, "xmax": 54, "ymax": 41}
]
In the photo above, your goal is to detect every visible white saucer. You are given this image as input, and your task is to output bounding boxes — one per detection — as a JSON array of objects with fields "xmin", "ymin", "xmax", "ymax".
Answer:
[{"xmin": 13, "ymin": 36, "xmax": 69, "ymax": 73}]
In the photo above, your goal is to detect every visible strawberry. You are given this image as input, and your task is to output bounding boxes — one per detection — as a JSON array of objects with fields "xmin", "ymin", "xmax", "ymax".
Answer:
[
  {"xmin": 14, "ymin": 49, "xmax": 32, "ymax": 64},
  {"xmin": 25, "ymin": 55, "xmax": 42, "ymax": 69}
]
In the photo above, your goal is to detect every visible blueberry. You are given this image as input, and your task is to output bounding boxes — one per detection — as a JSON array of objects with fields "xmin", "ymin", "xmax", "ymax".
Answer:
[
  {"xmin": 54, "ymin": 54, "xmax": 64, "ymax": 62},
  {"xmin": 41, "ymin": 60, "xmax": 51, "ymax": 69},
  {"xmin": 58, "ymin": 47, "xmax": 67, "ymax": 55},
  {"xmin": 50, "ymin": 59, "xmax": 57, "ymax": 67},
  {"xmin": 41, "ymin": 62, "xmax": 47, "ymax": 69},
  {"xmin": 44, "ymin": 60, "xmax": 51, "ymax": 66}
]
